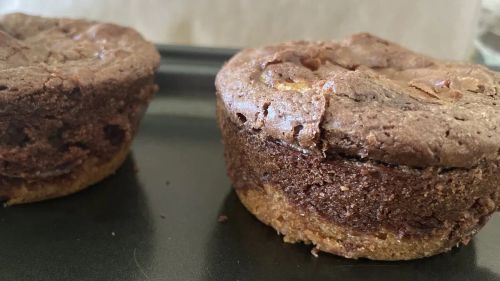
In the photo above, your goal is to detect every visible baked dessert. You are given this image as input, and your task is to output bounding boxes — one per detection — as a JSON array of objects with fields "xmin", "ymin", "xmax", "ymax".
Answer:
[
  {"xmin": 0, "ymin": 13, "xmax": 159, "ymax": 205},
  {"xmin": 216, "ymin": 33, "xmax": 500, "ymax": 260}
]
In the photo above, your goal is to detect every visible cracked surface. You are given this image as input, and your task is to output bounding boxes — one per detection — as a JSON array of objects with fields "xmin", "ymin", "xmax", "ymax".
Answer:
[
  {"xmin": 0, "ymin": 13, "xmax": 159, "ymax": 180},
  {"xmin": 219, "ymin": 105, "xmax": 499, "ymax": 239},
  {"xmin": 216, "ymin": 33, "xmax": 500, "ymax": 168},
  {"xmin": 0, "ymin": 13, "xmax": 159, "ymax": 106}
]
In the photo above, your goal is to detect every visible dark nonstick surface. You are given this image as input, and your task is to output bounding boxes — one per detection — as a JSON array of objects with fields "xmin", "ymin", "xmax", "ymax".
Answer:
[{"xmin": 0, "ymin": 46, "xmax": 498, "ymax": 281}]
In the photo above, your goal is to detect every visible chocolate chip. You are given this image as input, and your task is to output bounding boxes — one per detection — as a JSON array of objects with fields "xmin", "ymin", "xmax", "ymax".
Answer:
[
  {"xmin": 300, "ymin": 57, "xmax": 320, "ymax": 71},
  {"xmin": 262, "ymin": 102, "xmax": 270, "ymax": 117},
  {"xmin": 0, "ymin": 195, "xmax": 9, "ymax": 205},
  {"xmin": 0, "ymin": 122, "xmax": 30, "ymax": 146},
  {"xmin": 477, "ymin": 84, "xmax": 485, "ymax": 93},
  {"xmin": 293, "ymin": 124, "xmax": 303, "ymax": 139},
  {"xmin": 375, "ymin": 232, "xmax": 387, "ymax": 240},
  {"xmin": 67, "ymin": 86, "xmax": 81, "ymax": 99},
  {"xmin": 48, "ymin": 128, "xmax": 64, "ymax": 148},
  {"xmin": 236, "ymin": 113, "xmax": 247, "ymax": 123},
  {"xmin": 60, "ymin": 26, "xmax": 71, "ymax": 34},
  {"xmin": 104, "ymin": 124, "xmax": 125, "ymax": 146},
  {"xmin": 0, "ymin": 85, "xmax": 8, "ymax": 91}
]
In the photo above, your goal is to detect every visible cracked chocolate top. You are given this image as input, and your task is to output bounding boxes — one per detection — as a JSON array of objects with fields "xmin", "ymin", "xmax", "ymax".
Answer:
[
  {"xmin": 216, "ymin": 33, "xmax": 500, "ymax": 168},
  {"xmin": 0, "ymin": 13, "xmax": 159, "ymax": 115},
  {"xmin": 0, "ymin": 13, "xmax": 159, "ymax": 179}
]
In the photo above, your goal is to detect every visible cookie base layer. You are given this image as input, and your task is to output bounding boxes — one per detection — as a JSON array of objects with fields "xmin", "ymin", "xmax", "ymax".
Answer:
[
  {"xmin": 237, "ymin": 184, "xmax": 460, "ymax": 260},
  {"xmin": 0, "ymin": 144, "xmax": 130, "ymax": 206}
]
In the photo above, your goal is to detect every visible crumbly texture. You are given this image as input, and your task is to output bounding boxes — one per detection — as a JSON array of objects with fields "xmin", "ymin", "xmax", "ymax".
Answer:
[
  {"xmin": 237, "ymin": 184, "xmax": 465, "ymax": 260},
  {"xmin": 216, "ymin": 33, "xmax": 500, "ymax": 168},
  {"xmin": 0, "ymin": 13, "xmax": 159, "ymax": 202}
]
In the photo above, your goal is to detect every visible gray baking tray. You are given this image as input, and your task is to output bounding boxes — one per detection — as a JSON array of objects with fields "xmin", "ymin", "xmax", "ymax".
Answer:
[{"xmin": 0, "ymin": 45, "xmax": 498, "ymax": 281}]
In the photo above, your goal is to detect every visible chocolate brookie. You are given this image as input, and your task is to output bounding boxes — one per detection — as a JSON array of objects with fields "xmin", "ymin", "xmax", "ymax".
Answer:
[
  {"xmin": 215, "ymin": 33, "xmax": 500, "ymax": 260},
  {"xmin": 0, "ymin": 13, "xmax": 159, "ymax": 205}
]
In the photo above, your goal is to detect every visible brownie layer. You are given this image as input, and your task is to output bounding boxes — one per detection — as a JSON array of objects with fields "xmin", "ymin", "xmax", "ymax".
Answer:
[
  {"xmin": 0, "ymin": 13, "xmax": 159, "ymax": 180},
  {"xmin": 218, "ymin": 103, "xmax": 499, "ymax": 238},
  {"xmin": 0, "ymin": 77, "xmax": 155, "ymax": 179},
  {"xmin": 216, "ymin": 33, "xmax": 500, "ymax": 168}
]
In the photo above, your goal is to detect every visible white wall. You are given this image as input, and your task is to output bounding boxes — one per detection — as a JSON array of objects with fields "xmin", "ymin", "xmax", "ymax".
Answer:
[{"xmin": 0, "ymin": 0, "xmax": 481, "ymax": 60}]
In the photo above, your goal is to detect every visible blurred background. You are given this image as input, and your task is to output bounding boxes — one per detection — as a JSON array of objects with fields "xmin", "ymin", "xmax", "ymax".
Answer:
[{"xmin": 2, "ymin": 0, "xmax": 500, "ymax": 64}]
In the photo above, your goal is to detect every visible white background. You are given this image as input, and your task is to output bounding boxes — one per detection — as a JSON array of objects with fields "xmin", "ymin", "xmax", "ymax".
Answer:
[{"xmin": 1, "ymin": 0, "xmax": 481, "ymax": 60}]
